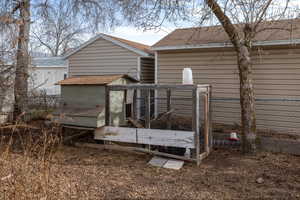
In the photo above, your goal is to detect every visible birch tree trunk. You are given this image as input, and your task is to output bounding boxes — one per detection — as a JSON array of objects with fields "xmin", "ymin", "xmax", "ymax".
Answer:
[{"xmin": 13, "ymin": 0, "xmax": 30, "ymax": 120}]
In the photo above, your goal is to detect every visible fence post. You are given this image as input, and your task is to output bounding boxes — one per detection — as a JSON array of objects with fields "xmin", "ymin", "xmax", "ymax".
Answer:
[
  {"xmin": 132, "ymin": 89, "xmax": 137, "ymax": 120},
  {"xmin": 204, "ymin": 90, "xmax": 209, "ymax": 154},
  {"xmin": 166, "ymin": 89, "xmax": 172, "ymax": 129},
  {"xmin": 145, "ymin": 89, "xmax": 151, "ymax": 128},
  {"xmin": 192, "ymin": 87, "xmax": 200, "ymax": 166},
  {"xmin": 105, "ymin": 86, "xmax": 111, "ymax": 126}
]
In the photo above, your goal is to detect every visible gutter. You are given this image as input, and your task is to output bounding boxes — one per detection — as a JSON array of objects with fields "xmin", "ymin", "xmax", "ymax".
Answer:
[{"xmin": 151, "ymin": 39, "xmax": 300, "ymax": 51}]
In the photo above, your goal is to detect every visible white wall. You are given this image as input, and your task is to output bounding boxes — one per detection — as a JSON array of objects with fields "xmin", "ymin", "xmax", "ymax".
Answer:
[{"xmin": 29, "ymin": 67, "xmax": 67, "ymax": 95}]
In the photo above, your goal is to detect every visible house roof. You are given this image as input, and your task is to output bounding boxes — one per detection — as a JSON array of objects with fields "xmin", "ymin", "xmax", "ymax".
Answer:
[
  {"xmin": 152, "ymin": 19, "xmax": 300, "ymax": 50},
  {"xmin": 101, "ymin": 34, "xmax": 153, "ymax": 54},
  {"xmin": 57, "ymin": 74, "xmax": 138, "ymax": 85},
  {"xmin": 64, "ymin": 33, "xmax": 153, "ymax": 58},
  {"xmin": 32, "ymin": 57, "xmax": 67, "ymax": 67}
]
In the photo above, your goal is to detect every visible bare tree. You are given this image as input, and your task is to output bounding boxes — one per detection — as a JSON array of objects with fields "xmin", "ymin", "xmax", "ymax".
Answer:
[
  {"xmin": 0, "ymin": 0, "xmax": 121, "ymax": 120},
  {"xmin": 31, "ymin": 1, "xmax": 86, "ymax": 56},
  {"xmin": 118, "ymin": 0, "xmax": 298, "ymax": 153}
]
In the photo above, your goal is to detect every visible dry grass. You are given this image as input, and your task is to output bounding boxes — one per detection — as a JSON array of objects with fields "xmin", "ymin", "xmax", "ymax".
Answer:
[{"xmin": 0, "ymin": 121, "xmax": 300, "ymax": 199}]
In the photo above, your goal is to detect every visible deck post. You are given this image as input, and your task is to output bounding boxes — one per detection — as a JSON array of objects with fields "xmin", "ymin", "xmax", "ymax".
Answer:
[
  {"xmin": 105, "ymin": 86, "xmax": 111, "ymax": 126},
  {"xmin": 166, "ymin": 89, "xmax": 172, "ymax": 129}
]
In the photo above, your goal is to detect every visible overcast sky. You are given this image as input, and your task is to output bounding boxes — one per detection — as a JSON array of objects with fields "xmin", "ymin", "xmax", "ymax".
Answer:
[
  {"xmin": 104, "ymin": 26, "xmax": 171, "ymax": 46},
  {"xmin": 101, "ymin": 0, "xmax": 300, "ymax": 46}
]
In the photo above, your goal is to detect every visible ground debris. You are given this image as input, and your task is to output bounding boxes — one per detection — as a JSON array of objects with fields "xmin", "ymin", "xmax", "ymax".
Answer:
[
  {"xmin": 256, "ymin": 177, "xmax": 264, "ymax": 184},
  {"xmin": 1, "ymin": 174, "xmax": 12, "ymax": 181}
]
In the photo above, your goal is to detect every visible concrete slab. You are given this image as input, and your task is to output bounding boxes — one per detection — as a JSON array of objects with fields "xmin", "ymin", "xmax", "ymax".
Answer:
[
  {"xmin": 148, "ymin": 156, "xmax": 168, "ymax": 167},
  {"xmin": 163, "ymin": 159, "xmax": 184, "ymax": 170}
]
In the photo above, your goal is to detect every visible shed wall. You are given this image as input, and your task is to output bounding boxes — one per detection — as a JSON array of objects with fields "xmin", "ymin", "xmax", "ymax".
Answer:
[
  {"xmin": 157, "ymin": 47, "xmax": 300, "ymax": 134},
  {"xmin": 68, "ymin": 37, "xmax": 140, "ymax": 79},
  {"xmin": 140, "ymin": 57, "xmax": 155, "ymax": 83}
]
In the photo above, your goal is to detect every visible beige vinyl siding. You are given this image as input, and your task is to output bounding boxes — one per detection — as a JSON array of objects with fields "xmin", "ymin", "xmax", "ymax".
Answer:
[
  {"xmin": 157, "ymin": 47, "xmax": 300, "ymax": 134},
  {"xmin": 68, "ymin": 37, "xmax": 139, "ymax": 79},
  {"xmin": 140, "ymin": 57, "xmax": 155, "ymax": 83}
]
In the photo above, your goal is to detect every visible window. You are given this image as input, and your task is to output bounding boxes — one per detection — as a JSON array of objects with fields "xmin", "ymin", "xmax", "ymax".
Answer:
[{"xmin": 64, "ymin": 73, "xmax": 67, "ymax": 79}]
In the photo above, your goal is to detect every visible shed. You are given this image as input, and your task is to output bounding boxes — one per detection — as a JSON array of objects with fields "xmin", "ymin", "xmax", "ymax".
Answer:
[
  {"xmin": 64, "ymin": 33, "xmax": 154, "ymax": 84},
  {"xmin": 152, "ymin": 19, "xmax": 300, "ymax": 134},
  {"xmin": 53, "ymin": 74, "xmax": 138, "ymax": 128}
]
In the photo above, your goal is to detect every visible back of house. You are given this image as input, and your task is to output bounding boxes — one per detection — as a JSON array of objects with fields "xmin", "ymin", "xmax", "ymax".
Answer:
[{"xmin": 152, "ymin": 19, "xmax": 300, "ymax": 135}]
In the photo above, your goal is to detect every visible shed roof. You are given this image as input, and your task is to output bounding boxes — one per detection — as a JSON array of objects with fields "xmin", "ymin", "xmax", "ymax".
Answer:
[
  {"xmin": 101, "ymin": 34, "xmax": 153, "ymax": 54},
  {"xmin": 32, "ymin": 57, "xmax": 67, "ymax": 68},
  {"xmin": 57, "ymin": 74, "xmax": 138, "ymax": 85},
  {"xmin": 64, "ymin": 33, "xmax": 153, "ymax": 58},
  {"xmin": 152, "ymin": 19, "xmax": 300, "ymax": 50}
]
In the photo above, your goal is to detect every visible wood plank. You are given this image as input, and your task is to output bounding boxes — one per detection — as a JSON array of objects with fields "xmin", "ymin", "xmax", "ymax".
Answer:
[
  {"xmin": 128, "ymin": 117, "xmax": 144, "ymax": 128},
  {"xmin": 192, "ymin": 88, "xmax": 201, "ymax": 165},
  {"xmin": 137, "ymin": 128, "xmax": 195, "ymax": 148},
  {"xmin": 75, "ymin": 142, "xmax": 196, "ymax": 162},
  {"xmin": 107, "ymin": 84, "xmax": 209, "ymax": 91},
  {"xmin": 95, "ymin": 126, "xmax": 195, "ymax": 148},
  {"xmin": 203, "ymin": 93, "xmax": 209, "ymax": 153},
  {"xmin": 94, "ymin": 126, "xmax": 137, "ymax": 143}
]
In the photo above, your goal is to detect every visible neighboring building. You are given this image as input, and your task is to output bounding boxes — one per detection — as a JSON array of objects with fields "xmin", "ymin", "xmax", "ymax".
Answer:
[
  {"xmin": 0, "ymin": 64, "xmax": 14, "ymax": 124},
  {"xmin": 152, "ymin": 19, "xmax": 300, "ymax": 134},
  {"xmin": 54, "ymin": 75, "xmax": 137, "ymax": 128},
  {"xmin": 29, "ymin": 57, "xmax": 67, "ymax": 95},
  {"xmin": 64, "ymin": 33, "xmax": 155, "ymax": 83}
]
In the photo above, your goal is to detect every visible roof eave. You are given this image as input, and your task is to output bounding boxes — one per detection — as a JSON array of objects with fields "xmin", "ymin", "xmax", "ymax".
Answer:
[
  {"xmin": 64, "ymin": 34, "xmax": 152, "ymax": 59},
  {"xmin": 151, "ymin": 39, "xmax": 300, "ymax": 51}
]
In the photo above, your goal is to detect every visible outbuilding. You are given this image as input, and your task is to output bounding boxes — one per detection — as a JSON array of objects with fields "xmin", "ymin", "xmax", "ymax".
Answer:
[
  {"xmin": 64, "ymin": 33, "xmax": 156, "ymax": 118},
  {"xmin": 53, "ymin": 74, "xmax": 137, "ymax": 128},
  {"xmin": 152, "ymin": 19, "xmax": 300, "ymax": 134},
  {"xmin": 64, "ymin": 33, "xmax": 154, "ymax": 84}
]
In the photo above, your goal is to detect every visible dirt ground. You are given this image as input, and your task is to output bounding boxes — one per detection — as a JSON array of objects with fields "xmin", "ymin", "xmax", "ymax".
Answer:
[{"xmin": 1, "ymin": 144, "xmax": 299, "ymax": 200}]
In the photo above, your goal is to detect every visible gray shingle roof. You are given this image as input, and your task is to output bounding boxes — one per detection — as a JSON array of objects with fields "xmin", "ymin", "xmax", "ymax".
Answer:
[{"xmin": 32, "ymin": 57, "xmax": 67, "ymax": 67}]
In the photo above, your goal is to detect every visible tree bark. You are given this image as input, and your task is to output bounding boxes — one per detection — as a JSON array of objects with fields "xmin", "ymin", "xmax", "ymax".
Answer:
[
  {"xmin": 205, "ymin": 0, "xmax": 257, "ymax": 153},
  {"xmin": 13, "ymin": 0, "xmax": 31, "ymax": 120},
  {"xmin": 237, "ymin": 45, "xmax": 257, "ymax": 153}
]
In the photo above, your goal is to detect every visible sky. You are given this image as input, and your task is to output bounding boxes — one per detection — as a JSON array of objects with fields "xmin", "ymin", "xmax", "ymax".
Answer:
[
  {"xmin": 104, "ymin": 26, "xmax": 172, "ymax": 46},
  {"xmin": 100, "ymin": 0, "xmax": 300, "ymax": 46}
]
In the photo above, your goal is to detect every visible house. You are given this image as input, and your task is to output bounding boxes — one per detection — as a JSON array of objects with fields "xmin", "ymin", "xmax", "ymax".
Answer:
[
  {"xmin": 29, "ymin": 57, "xmax": 67, "ymax": 95},
  {"xmin": 64, "ymin": 33, "xmax": 156, "ymax": 117},
  {"xmin": 64, "ymin": 33, "xmax": 154, "ymax": 83},
  {"xmin": 152, "ymin": 19, "xmax": 300, "ymax": 134},
  {"xmin": 53, "ymin": 74, "xmax": 138, "ymax": 128}
]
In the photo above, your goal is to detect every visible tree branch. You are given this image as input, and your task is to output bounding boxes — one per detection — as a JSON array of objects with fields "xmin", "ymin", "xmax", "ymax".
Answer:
[
  {"xmin": 205, "ymin": 0, "xmax": 241, "ymax": 48},
  {"xmin": 253, "ymin": 0, "xmax": 273, "ymax": 32}
]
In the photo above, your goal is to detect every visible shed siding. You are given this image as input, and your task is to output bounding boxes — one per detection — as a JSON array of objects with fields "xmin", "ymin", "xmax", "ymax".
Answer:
[
  {"xmin": 140, "ymin": 57, "xmax": 155, "ymax": 83},
  {"xmin": 157, "ymin": 47, "xmax": 300, "ymax": 134},
  {"xmin": 68, "ymin": 37, "xmax": 139, "ymax": 79}
]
